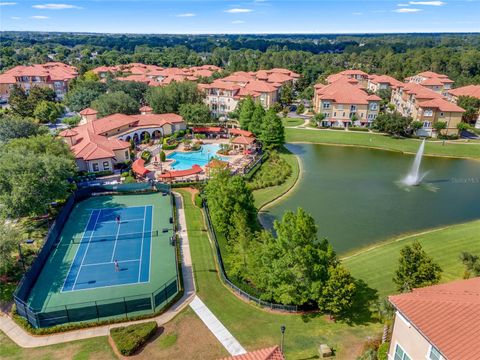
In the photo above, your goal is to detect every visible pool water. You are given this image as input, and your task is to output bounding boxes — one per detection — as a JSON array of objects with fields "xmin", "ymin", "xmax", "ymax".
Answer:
[{"xmin": 167, "ymin": 143, "xmax": 227, "ymax": 170}]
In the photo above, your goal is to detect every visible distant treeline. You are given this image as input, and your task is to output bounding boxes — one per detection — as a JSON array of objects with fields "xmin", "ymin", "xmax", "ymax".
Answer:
[{"xmin": 2, "ymin": 32, "xmax": 480, "ymax": 86}]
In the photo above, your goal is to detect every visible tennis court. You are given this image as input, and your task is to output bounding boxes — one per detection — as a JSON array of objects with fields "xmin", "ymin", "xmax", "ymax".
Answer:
[
  {"xmin": 62, "ymin": 205, "xmax": 153, "ymax": 292},
  {"xmin": 24, "ymin": 192, "xmax": 179, "ymax": 326}
]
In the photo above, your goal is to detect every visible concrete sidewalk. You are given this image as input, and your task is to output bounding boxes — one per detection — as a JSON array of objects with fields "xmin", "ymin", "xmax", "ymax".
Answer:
[
  {"xmin": 0, "ymin": 192, "xmax": 196, "ymax": 348},
  {"xmin": 190, "ymin": 296, "xmax": 246, "ymax": 356}
]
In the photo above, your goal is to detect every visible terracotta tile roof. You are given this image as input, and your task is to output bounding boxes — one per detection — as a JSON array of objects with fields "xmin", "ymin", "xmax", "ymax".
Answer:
[
  {"xmin": 79, "ymin": 108, "xmax": 98, "ymax": 115},
  {"xmin": 139, "ymin": 105, "xmax": 153, "ymax": 112},
  {"xmin": 59, "ymin": 129, "xmax": 78, "ymax": 137},
  {"xmin": 399, "ymin": 83, "xmax": 443, "ymax": 100},
  {"xmin": 243, "ymin": 80, "xmax": 278, "ymax": 93},
  {"xmin": 448, "ymin": 85, "xmax": 480, "ymax": 100},
  {"xmin": 91, "ymin": 112, "xmax": 183, "ymax": 135},
  {"xmin": 389, "ymin": 278, "xmax": 480, "ymax": 360},
  {"xmin": 229, "ymin": 128, "xmax": 254, "ymax": 137},
  {"xmin": 368, "ymin": 74, "xmax": 403, "ymax": 88},
  {"xmin": 221, "ymin": 346, "xmax": 284, "ymax": 360},
  {"xmin": 158, "ymin": 164, "xmax": 203, "ymax": 179},
  {"xmin": 315, "ymin": 78, "xmax": 379, "ymax": 105},
  {"xmin": 0, "ymin": 62, "xmax": 77, "ymax": 84},
  {"xmin": 418, "ymin": 98, "xmax": 465, "ymax": 112},
  {"xmin": 421, "ymin": 77, "xmax": 445, "ymax": 86},
  {"xmin": 339, "ymin": 69, "xmax": 369, "ymax": 76},
  {"xmin": 193, "ymin": 127, "xmax": 223, "ymax": 133},
  {"xmin": 132, "ymin": 158, "xmax": 150, "ymax": 176},
  {"xmin": 231, "ymin": 135, "xmax": 255, "ymax": 145},
  {"xmin": 417, "ymin": 71, "xmax": 449, "ymax": 79}
]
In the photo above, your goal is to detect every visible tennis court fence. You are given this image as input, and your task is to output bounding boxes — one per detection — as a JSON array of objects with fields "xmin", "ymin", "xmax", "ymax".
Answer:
[
  {"xmin": 203, "ymin": 203, "xmax": 298, "ymax": 312},
  {"xmin": 14, "ymin": 183, "xmax": 175, "ymax": 328}
]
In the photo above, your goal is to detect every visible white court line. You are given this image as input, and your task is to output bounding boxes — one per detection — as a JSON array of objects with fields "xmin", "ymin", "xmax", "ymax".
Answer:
[
  {"xmin": 147, "ymin": 205, "xmax": 153, "ymax": 283},
  {"xmin": 81, "ymin": 259, "xmax": 140, "ymax": 267},
  {"xmin": 138, "ymin": 206, "xmax": 147, "ymax": 282},
  {"xmin": 61, "ymin": 210, "xmax": 96, "ymax": 292},
  {"xmin": 100, "ymin": 218, "xmax": 145, "ymax": 224},
  {"xmin": 110, "ymin": 218, "xmax": 123, "ymax": 262},
  {"xmin": 71, "ymin": 209, "xmax": 102, "ymax": 291}
]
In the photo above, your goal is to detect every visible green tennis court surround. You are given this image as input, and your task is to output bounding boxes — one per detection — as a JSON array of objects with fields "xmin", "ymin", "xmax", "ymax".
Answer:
[{"xmin": 14, "ymin": 188, "xmax": 179, "ymax": 328}]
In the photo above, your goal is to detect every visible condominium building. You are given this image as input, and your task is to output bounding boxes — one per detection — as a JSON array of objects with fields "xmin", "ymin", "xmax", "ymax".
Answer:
[
  {"xmin": 388, "ymin": 278, "xmax": 480, "ymax": 360},
  {"xmin": 0, "ymin": 62, "xmax": 78, "ymax": 101},
  {"xmin": 313, "ymin": 77, "xmax": 381, "ymax": 127},
  {"xmin": 405, "ymin": 71, "xmax": 454, "ymax": 95},
  {"xmin": 367, "ymin": 74, "xmax": 404, "ymax": 93},
  {"xmin": 447, "ymin": 85, "xmax": 480, "ymax": 128},
  {"xmin": 200, "ymin": 68, "xmax": 300, "ymax": 117},
  {"xmin": 391, "ymin": 82, "xmax": 464, "ymax": 136},
  {"xmin": 326, "ymin": 69, "xmax": 370, "ymax": 87}
]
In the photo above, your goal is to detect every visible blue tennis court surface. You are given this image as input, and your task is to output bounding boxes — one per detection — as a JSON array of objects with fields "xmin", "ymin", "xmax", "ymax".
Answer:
[{"xmin": 62, "ymin": 205, "xmax": 153, "ymax": 292}]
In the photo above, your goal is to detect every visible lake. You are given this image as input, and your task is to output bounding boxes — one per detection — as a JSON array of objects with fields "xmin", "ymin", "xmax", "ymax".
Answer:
[{"xmin": 259, "ymin": 143, "xmax": 480, "ymax": 254}]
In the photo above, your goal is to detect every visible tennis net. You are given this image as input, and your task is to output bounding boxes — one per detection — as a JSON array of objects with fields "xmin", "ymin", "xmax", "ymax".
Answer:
[{"xmin": 68, "ymin": 230, "xmax": 159, "ymax": 244}]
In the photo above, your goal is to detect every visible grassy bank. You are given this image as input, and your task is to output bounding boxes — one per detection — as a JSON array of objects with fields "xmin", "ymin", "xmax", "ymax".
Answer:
[
  {"xmin": 177, "ymin": 189, "xmax": 382, "ymax": 359},
  {"xmin": 252, "ymin": 147, "xmax": 301, "ymax": 209},
  {"xmin": 285, "ymin": 128, "xmax": 480, "ymax": 159},
  {"xmin": 282, "ymin": 117, "xmax": 305, "ymax": 127},
  {"xmin": 344, "ymin": 220, "xmax": 480, "ymax": 299}
]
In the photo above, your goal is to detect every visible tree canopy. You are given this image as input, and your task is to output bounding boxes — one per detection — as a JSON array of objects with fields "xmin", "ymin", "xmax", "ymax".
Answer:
[
  {"xmin": 91, "ymin": 91, "xmax": 139, "ymax": 117},
  {"xmin": 0, "ymin": 135, "xmax": 76, "ymax": 217},
  {"xmin": 179, "ymin": 103, "xmax": 211, "ymax": 124},
  {"xmin": 393, "ymin": 241, "xmax": 442, "ymax": 292},
  {"xmin": 259, "ymin": 108, "xmax": 285, "ymax": 149},
  {"xmin": 0, "ymin": 114, "xmax": 44, "ymax": 143},
  {"xmin": 146, "ymin": 81, "xmax": 205, "ymax": 114},
  {"xmin": 373, "ymin": 112, "xmax": 413, "ymax": 136}
]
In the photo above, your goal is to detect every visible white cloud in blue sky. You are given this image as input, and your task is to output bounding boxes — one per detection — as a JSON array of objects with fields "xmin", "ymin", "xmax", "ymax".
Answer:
[{"xmin": 0, "ymin": 1, "xmax": 478, "ymax": 33}]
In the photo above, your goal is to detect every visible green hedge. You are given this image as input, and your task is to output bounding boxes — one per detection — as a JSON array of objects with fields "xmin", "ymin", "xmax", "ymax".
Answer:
[
  {"xmin": 141, "ymin": 150, "xmax": 152, "ymax": 163},
  {"xmin": 248, "ymin": 152, "xmax": 292, "ymax": 190},
  {"xmin": 110, "ymin": 321, "xmax": 158, "ymax": 356},
  {"xmin": 349, "ymin": 126, "xmax": 370, "ymax": 132}
]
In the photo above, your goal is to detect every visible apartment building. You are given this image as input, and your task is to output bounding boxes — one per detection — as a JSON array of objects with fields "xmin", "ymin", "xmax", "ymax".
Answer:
[
  {"xmin": 405, "ymin": 71, "xmax": 454, "ymax": 95},
  {"xmin": 92, "ymin": 63, "xmax": 221, "ymax": 86},
  {"xmin": 367, "ymin": 74, "xmax": 403, "ymax": 93},
  {"xmin": 60, "ymin": 107, "xmax": 185, "ymax": 172},
  {"xmin": 313, "ymin": 77, "xmax": 381, "ymax": 127},
  {"xmin": 388, "ymin": 278, "xmax": 480, "ymax": 360},
  {"xmin": 326, "ymin": 69, "xmax": 370, "ymax": 87},
  {"xmin": 391, "ymin": 82, "xmax": 464, "ymax": 136},
  {"xmin": 447, "ymin": 85, "xmax": 480, "ymax": 128},
  {"xmin": 0, "ymin": 62, "xmax": 78, "ymax": 101},
  {"xmin": 200, "ymin": 68, "xmax": 299, "ymax": 116}
]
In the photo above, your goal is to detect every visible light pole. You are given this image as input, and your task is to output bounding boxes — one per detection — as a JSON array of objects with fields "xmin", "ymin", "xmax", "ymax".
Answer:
[{"xmin": 280, "ymin": 325, "xmax": 286, "ymax": 354}]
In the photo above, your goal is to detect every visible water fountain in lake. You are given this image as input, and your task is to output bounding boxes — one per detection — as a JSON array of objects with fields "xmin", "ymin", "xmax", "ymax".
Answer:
[{"xmin": 403, "ymin": 139, "xmax": 426, "ymax": 186}]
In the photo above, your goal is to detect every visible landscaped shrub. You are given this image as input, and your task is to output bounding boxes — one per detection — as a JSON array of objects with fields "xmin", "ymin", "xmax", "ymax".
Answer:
[
  {"xmin": 110, "ymin": 321, "xmax": 158, "ymax": 356},
  {"xmin": 248, "ymin": 151, "xmax": 292, "ymax": 190},
  {"xmin": 141, "ymin": 150, "xmax": 152, "ymax": 163},
  {"xmin": 377, "ymin": 342, "xmax": 389, "ymax": 360},
  {"xmin": 349, "ymin": 126, "xmax": 370, "ymax": 132},
  {"xmin": 93, "ymin": 170, "xmax": 114, "ymax": 177},
  {"xmin": 331, "ymin": 126, "xmax": 346, "ymax": 130},
  {"xmin": 160, "ymin": 151, "xmax": 166, "ymax": 162},
  {"xmin": 194, "ymin": 193, "xmax": 203, "ymax": 208}
]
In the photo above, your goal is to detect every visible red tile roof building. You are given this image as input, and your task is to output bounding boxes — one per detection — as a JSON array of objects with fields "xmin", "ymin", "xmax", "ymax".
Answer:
[
  {"xmin": 405, "ymin": 71, "xmax": 454, "ymax": 95},
  {"xmin": 367, "ymin": 74, "xmax": 404, "ymax": 92},
  {"xmin": 447, "ymin": 85, "xmax": 480, "ymax": 128},
  {"xmin": 388, "ymin": 278, "xmax": 480, "ymax": 360},
  {"xmin": 326, "ymin": 69, "xmax": 370, "ymax": 87},
  {"xmin": 313, "ymin": 77, "xmax": 381, "ymax": 127},
  {"xmin": 60, "ymin": 108, "xmax": 185, "ymax": 173},
  {"xmin": 221, "ymin": 346, "xmax": 285, "ymax": 360},
  {"xmin": 199, "ymin": 68, "xmax": 300, "ymax": 117},
  {"xmin": 0, "ymin": 62, "xmax": 78, "ymax": 101},
  {"xmin": 92, "ymin": 63, "xmax": 221, "ymax": 87},
  {"xmin": 391, "ymin": 82, "xmax": 464, "ymax": 136}
]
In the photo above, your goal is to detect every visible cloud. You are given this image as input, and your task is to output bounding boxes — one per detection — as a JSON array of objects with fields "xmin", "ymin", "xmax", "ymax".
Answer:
[
  {"xmin": 0, "ymin": 2, "xmax": 17, "ymax": 5},
  {"xmin": 30, "ymin": 15, "xmax": 49, "ymax": 19},
  {"xmin": 232, "ymin": 20, "xmax": 245, "ymax": 24},
  {"xmin": 32, "ymin": 3, "xmax": 81, "ymax": 10},
  {"xmin": 10, "ymin": 16, "xmax": 21, "ymax": 19},
  {"xmin": 176, "ymin": 13, "xmax": 195, "ymax": 17},
  {"xmin": 397, "ymin": 3, "xmax": 410, "ymax": 6},
  {"xmin": 352, "ymin": 12, "xmax": 363, "ymax": 15},
  {"xmin": 224, "ymin": 8, "xmax": 253, "ymax": 13},
  {"xmin": 409, "ymin": 1, "xmax": 446, "ymax": 5},
  {"xmin": 394, "ymin": 7, "xmax": 422, "ymax": 12}
]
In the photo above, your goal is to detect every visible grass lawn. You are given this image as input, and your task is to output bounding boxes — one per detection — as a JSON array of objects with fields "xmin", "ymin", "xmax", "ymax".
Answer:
[
  {"xmin": 344, "ymin": 220, "xmax": 480, "ymax": 299},
  {"xmin": 281, "ymin": 117, "xmax": 305, "ymax": 127},
  {"xmin": 177, "ymin": 189, "xmax": 382, "ymax": 360},
  {"xmin": 252, "ymin": 147, "xmax": 301, "ymax": 209},
  {"xmin": 0, "ymin": 330, "xmax": 116, "ymax": 360},
  {"xmin": 0, "ymin": 308, "xmax": 226, "ymax": 360},
  {"xmin": 285, "ymin": 128, "xmax": 480, "ymax": 159}
]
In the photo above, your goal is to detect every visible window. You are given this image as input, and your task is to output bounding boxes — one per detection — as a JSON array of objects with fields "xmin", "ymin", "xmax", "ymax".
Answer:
[
  {"xmin": 429, "ymin": 346, "xmax": 443, "ymax": 360},
  {"xmin": 370, "ymin": 103, "xmax": 378, "ymax": 111},
  {"xmin": 423, "ymin": 109, "xmax": 434, "ymax": 117},
  {"xmin": 394, "ymin": 344, "xmax": 411, "ymax": 360},
  {"xmin": 323, "ymin": 113, "xmax": 330, "ymax": 119},
  {"xmin": 103, "ymin": 161, "xmax": 110, "ymax": 171},
  {"xmin": 350, "ymin": 105, "xmax": 357, "ymax": 112},
  {"xmin": 323, "ymin": 102, "xmax": 331, "ymax": 109},
  {"xmin": 92, "ymin": 163, "xmax": 99, "ymax": 172},
  {"xmin": 439, "ymin": 112, "xmax": 444, "ymax": 117},
  {"xmin": 423, "ymin": 121, "xmax": 432, "ymax": 128}
]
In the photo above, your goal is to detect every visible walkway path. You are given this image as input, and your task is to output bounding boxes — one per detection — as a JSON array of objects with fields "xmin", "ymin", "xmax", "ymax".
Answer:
[
  {"xmin": 0, "ymin": 192, "xmax": 196, "ymax": 348},
  {"xmin": 189, "ymin": 295, "xmax": 246, "ymax": 356}
]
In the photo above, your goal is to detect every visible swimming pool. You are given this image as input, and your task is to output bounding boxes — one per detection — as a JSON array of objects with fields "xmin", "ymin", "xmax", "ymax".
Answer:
[{"xmin": 167, "ymin": 143, "xmax": 227, "ymax": 170}]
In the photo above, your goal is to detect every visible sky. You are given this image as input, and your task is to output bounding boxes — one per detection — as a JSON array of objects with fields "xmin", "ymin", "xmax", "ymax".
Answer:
[{"xmin": 0, "ymin": 0, "xmax": 479, "ymax": 34}]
